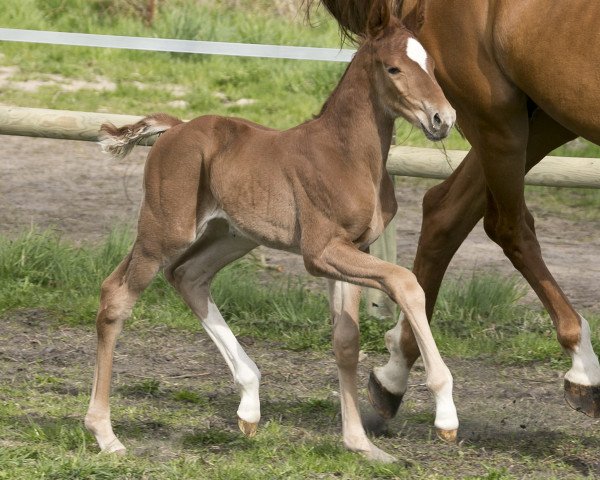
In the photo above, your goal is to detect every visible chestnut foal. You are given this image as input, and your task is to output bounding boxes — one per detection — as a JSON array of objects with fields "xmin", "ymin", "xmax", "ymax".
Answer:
[{"xmin": 85, "ymin": 13, "xmax": 456, "ymax": 463}]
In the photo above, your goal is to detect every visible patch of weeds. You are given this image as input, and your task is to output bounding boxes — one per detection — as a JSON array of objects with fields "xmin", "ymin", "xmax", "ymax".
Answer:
[
  {"xmin": 429, "ymin": 273, "xmax": 564, "ymax": 362},
  {"xmin": 33, "ymin": 374, "xmax": 63, "ymax": 386},
  {"xmin": 182, "ymin": 428, "xmax": 249, "ymax": 450},
  {"xmin": 20, "ymin": 418, "xmax": 87, "ymax": 452},
  {"xmin": 406, "ymin": 411, "xmax": 435, "ymax": 425},
  {"xmin": 360, "ymin": 311, "xmax": 395, "ymax": 353},
  {"xmin": 34, "ymin": 376, "xmax": 80, "ymax": 396},
  {"xmin": 171, "ymin": 389, "xmax": 207, "ymax": 405},
  {"xmin": 116, "ymin": 379, "xmax": 161, "ymax": 398},
  {"xmin": 434, "ymin": 273, "xmax": 530, "ymax": 338},
  {"xmin": 473, "ymin": 466, "xmax": 514, "ymax": 480},
  {"xmin": 290, "ymin": 398, "xmax": 338, "ymax": 417},
  {"xmin": 303, "ymin": 438, "xmax": 346, "ymax": 458}
]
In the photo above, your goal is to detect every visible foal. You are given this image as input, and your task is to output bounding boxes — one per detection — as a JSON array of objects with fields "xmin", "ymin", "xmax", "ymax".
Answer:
[{"xmin": 86, "ymin": 14, "xmax": 457, "ymax": 463}]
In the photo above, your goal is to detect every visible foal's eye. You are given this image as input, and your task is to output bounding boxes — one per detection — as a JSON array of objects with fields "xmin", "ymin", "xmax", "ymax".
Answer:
[{"xmin": 387, "ymin": 67, "xmax": 401, "ymax": 75}]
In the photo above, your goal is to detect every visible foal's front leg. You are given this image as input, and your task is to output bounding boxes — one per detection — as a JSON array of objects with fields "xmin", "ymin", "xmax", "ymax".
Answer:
[
  {"xmin": 308, "ymin": 240, "xmax": 458, "ymax": 448},
  {"xmin": 327, "ymin": 280, "xmax": 397, "ymax": 463}
]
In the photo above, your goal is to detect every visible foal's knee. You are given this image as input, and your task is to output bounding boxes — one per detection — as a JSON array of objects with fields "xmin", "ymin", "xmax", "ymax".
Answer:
[
  {"xmin": 391, "ymin": 270, "xmax": 426, "ymax": 309},
  {"xmin": 333, "ymin": 320, "xmax": 360, "ymax": 367}
]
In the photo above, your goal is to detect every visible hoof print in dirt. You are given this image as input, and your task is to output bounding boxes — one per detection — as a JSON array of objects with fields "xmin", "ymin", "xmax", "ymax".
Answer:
[
  {"xmin": 367, "ymin": 371, "xmax": 403, "ymax": 420},
  {"xmin": 564, "ymin": 379, "xmax": 600, "ymax": 417}
]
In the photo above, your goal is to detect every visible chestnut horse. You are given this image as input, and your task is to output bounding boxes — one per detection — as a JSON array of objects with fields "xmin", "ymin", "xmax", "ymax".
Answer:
[
  {"xmin": 85, "ymin": 10, "xmax": 456, "ymax": 463},
  {"xmin": 316, "ymin": 0, "xmax": 600, "ymax": 422}
]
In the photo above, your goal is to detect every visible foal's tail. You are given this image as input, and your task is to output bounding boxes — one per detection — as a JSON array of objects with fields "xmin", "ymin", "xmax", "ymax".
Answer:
[{"xmin": 99, "ymin": 113, "xmax": 183, "ymax": 160}]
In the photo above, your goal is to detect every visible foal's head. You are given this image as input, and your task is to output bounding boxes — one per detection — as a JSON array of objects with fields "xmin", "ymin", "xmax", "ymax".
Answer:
[{"xmin": 361, "ymin": 2, "xmax": 455, "ymax": 140}]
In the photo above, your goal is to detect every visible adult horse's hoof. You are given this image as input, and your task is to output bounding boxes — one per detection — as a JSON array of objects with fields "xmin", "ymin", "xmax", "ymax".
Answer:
[
  {"xmin": 238, "ymin": 418, "xmax": 258, "ymax": 437},
  {"xmin": 367, "ymin": 371, "xmax": 403, "ymax": 420},
  {"xmin": 436, "ymin": 428, "xmax": 457, "ymax": 444},
  {"xmin": 564, "ymin": 379, "xmax": 600, "ymax": 417}
]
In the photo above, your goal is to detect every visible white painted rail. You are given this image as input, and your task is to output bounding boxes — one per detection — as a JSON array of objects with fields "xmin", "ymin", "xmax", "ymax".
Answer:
[
  {"xmin": 0, "ymin": 28, "xmax": 355, "ymax": 62},
  {"xmin": 1, "ymin": 106, "xmax": 598, "ymax": 188}
]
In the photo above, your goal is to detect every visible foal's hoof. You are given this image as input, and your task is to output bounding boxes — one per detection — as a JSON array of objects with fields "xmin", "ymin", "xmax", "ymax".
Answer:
[
  {"xmin": 564, "ymin": 379, "xmax": 600, "ymax": 417},
  {"xmin": 100, "ymin": 437, "xmax": 127, "ymax": 455},
  {"xmin": 238, "ymin": 418, "xmax": 258, "ymax": 437},
  {"xmin": 436, "ymin": 428, "xmax": 458, "ymax": 444},
  {"xmin": 367, "ymin": 371, "xmax": 403, "ymax": 420}
]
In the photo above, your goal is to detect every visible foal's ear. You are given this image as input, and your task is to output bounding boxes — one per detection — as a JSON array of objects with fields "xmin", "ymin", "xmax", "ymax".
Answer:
[{"xmin": 366, "ymin": 0, "xmax": 391, "ymax": 39}]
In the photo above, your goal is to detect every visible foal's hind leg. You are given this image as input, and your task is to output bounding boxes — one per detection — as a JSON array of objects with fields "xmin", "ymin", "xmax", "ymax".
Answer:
[
  {"xmin": 85, "ymin": 244, "xmax": 163, "ymax": 453},
  {"xmin": 166, "ymin": 220, "xmax": 260, "ymax": 435}
]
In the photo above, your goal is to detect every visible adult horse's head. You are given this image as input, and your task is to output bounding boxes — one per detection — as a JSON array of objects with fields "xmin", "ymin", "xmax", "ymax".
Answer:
[{"xmin": 360, "ymin": 0, "xmax": 455, "ymax": 140}]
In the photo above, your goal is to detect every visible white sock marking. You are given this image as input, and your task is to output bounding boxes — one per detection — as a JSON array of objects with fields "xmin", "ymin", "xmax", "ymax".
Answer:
[
  {"xmin": 406, "ymin": 37, "xmax": 429, "ymax": 73},
  {"xmin": 565, "ymin": 316, "xmax": 600, "ymax": 386},
  {"xmin": 202, "ymin": 299, "xmax": 261, "ymax": 423}
]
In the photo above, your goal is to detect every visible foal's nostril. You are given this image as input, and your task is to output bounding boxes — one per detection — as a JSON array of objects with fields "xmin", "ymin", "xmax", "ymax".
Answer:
[{"xmin": 432, "ymin": 113, "xmax": 442, "ymax": 129}]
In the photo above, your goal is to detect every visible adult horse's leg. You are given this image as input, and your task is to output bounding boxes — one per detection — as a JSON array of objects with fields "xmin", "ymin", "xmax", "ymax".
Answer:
[
  {"xmin": 474, "ymin": 105, "xmax": 600, "ymax": 416},
  {"xmin": 166, "ymin": 219, "xmax": 261, "ymax": 436},
  {"xmin": 326, "ymin": 279, "xmax": 397, "ymax": 462},
  {"xmin": 369, "ymin": 110, "xmax": 585, "ymax": 419}
]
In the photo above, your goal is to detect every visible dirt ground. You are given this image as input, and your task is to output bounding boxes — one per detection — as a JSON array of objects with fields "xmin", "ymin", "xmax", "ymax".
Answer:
[
  {"xmin": 2, "ymin": 135, "xmax": 600, "ymax": 477},
  {"xmin": 4, "ymin": 135, "xmax": 600, "ymax": 310}
]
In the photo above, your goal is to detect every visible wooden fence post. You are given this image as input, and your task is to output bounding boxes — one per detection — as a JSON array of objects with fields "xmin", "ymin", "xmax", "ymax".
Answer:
[
  {"xmin": 365, "ymin": 129, "xmax": 398, "ymax": 319},
  {"xmin": 365, "ymin": 213, "xmax": 398, "ymax": 319}
]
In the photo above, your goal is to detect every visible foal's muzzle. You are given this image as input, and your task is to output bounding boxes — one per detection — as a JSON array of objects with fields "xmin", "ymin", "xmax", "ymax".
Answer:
[{"xmin": 421, "ymin": 106, "xmax": 456, "ymax": 141}]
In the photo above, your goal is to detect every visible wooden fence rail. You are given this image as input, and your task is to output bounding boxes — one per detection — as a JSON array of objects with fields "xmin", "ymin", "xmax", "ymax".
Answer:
[
  {"xmin": 2, "ymin": 106, "xmax": 600, "ymax": 188},
  {"xmin": 2, "ymin": 104, "xmax": 599, "ymax": 317}
]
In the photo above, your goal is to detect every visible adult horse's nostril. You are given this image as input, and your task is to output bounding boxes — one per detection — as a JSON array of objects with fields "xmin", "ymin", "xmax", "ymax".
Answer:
[{"xmin": 432, "ymin": 113, "xmax": 442, "ymax": 129}]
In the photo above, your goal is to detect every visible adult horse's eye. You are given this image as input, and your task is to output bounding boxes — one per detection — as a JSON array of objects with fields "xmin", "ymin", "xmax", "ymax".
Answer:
[{"xmin": 387, "ymin": 67, "xmax": 401, "ymax": 75}]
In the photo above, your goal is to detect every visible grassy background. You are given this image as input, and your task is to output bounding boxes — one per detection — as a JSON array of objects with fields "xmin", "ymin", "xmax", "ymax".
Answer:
[
  {"xmin": 2, "ymin": 1, "xmax": 600, "ymax": 478},
  {"xmin": 3, "ymin": 228, "xmax": 594, "ymax": 364},
  {"xmin": 1, "ymin": 0, "xmax": 598, "ymax": 155},
  {"xmin": 3, "ymin": 228, "xmax": 597, "ymax": 480}
]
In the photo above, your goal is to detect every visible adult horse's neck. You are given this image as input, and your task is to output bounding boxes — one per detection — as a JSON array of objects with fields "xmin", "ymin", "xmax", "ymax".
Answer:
[{"xmin": 315, "ymin": 46, "xmax": 395, "ymax": 169}]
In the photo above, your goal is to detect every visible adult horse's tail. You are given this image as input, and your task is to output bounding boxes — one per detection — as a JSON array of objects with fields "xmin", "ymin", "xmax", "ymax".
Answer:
[{"xmin": 99, "ymin": 113, "xmax": 182, "ymax": 160}]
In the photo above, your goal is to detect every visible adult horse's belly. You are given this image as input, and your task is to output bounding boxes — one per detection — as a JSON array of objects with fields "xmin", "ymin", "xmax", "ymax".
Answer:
[{"xmin": 495, "ymin": 0, "xmax": 600, "ymax": 143}]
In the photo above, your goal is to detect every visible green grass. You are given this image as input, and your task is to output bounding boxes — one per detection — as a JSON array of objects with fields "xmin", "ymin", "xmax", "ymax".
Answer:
[
  {"xmin": 2, "ymin": 3, "xmax": 600, "ymax": 477},
  {"xmin": 0, "ymin": 229, "xmax": 595, "ymax": 478},
  {"xmin": 0, "ymin": 0, "xmax": 470, "ymax": 148},
  {"xmin": 2, "ymin": 228, "xmax": 593, "ymax": 365}
]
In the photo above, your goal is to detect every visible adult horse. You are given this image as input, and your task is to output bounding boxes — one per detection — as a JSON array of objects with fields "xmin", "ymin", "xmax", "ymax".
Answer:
[{"xmin": 314, "ymin": 0, "xmax": 600, "ymax": 420}]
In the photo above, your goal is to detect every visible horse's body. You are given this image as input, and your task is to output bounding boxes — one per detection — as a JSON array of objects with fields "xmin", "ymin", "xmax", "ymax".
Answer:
[
  {"xmin": 318, "ymin": 0, "xmax": 600, "ymax": 421},
  {"xmin": 85, "ymin": 15, "xmax": 457, "ymax": 462}
]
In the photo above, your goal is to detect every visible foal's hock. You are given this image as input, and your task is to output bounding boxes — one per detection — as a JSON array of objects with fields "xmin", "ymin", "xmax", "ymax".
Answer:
[{"xmin": 86, "ymin": 14, "xmax": 456, "ymax": 463}]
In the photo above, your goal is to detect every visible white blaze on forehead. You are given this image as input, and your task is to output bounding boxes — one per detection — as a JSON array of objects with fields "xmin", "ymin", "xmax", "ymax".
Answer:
[{"xmin": 406, "ymin": 37, "xmax": 429, "ymax": 73}]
